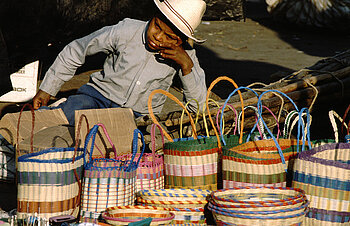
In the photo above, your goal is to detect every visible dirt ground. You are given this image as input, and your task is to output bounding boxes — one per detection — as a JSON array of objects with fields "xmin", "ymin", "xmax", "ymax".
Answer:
[{"xmin": 1, "ymin": 0, "xmax": 349, "ymax": 212}]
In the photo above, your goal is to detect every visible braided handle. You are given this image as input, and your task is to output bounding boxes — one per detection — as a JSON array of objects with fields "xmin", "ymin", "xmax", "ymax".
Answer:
[{"xmin": 147, "ymin": 89, "xmax": 197, "ymax": 142}]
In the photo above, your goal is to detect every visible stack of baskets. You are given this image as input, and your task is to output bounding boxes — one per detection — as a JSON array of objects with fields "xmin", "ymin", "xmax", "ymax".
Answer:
[
  {"xmin": 136, "ymin": 189, "xmax": 211, "ymax": 224},
  {"xmin": 208, "ymin": 187, "xmax": 309, "ymax": 226}
]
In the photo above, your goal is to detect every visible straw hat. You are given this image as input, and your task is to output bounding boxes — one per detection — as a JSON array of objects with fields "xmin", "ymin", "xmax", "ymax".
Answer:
[{"xmin": 154, "ymin": 0, "xmax": 206, "ymax": 43}]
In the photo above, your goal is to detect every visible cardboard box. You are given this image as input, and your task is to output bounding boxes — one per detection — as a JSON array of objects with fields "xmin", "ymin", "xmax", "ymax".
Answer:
[
  {"xmin": 0, "ymin": 60, "xmax": 39, "ymax": 103},
  {"xmin": 19, "ymin": 125, "xmax": 75, "ymax": 156},
  {"xmin": 0, "ymin": 108, "xmax": 69, "ymax": 148},
  {"xmin": 75, "ymin": 108, "xmax": 138, "ymax": 158}
]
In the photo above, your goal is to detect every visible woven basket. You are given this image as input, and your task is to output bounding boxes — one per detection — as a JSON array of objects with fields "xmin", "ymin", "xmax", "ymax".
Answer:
[
  {"xmin": 220, "ymin": 89, "xmax": 311, "ymax": 188},
  {"xmin": 137, "ymin": 189, "xmax": 211, "ymax": 224},
  {"xmin": 115, "ymin": 123, "xmax": 164, "ymax": 192},
  {"xmin": 80, "ymin": 126, "xmax": 145, "ymax": 223},
  {"xmin": 148, "ymin": 90, "xmax": 218, "ymax": 190},
  {"xmin": 292, "ymin": 143, "xmax": 350, "ymax": 225},
  {"xmin": 101, "ymin": 205, "xmax": 174, "ymax": 225},
  {"xmin": 209, "ymin": 187, "xmax": 308, "ymax": 226},
  {"xmin": 16, "ymin": 109, "xmax": 88, "ymax": 219}
]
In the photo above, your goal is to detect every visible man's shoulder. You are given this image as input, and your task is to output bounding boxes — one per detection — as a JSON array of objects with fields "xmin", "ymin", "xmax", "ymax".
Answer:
[{"xmin": 115, "ymin": 18, "xmax": 147, "ymax": 30}]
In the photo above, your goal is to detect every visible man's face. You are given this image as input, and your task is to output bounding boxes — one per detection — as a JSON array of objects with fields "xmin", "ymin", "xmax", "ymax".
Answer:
[{"xmin": 146, "ymin": 17, "xmax": 182, "ymax": 51}]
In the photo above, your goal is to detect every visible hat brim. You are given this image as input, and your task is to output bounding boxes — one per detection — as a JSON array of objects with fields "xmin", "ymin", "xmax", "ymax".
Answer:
[{"xmin": 154, "ymin": 0, "xmax": 206, "ymax": 43}]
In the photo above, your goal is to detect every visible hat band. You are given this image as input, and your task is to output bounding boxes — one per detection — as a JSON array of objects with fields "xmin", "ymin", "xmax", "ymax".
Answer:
[{"xmin": 162, "ymin": 0, "xmax": 194, "ymax": 35}]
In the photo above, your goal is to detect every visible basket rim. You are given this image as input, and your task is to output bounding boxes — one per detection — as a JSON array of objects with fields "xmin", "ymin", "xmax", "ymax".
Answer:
[
  {"xmin": 102, "ymin": 210, "xmax": 175, "ymax": 222},
  {"xmin": 297, "ymin": 143, "xmax": 350, "ymax": 169},
  {"xmin": 138, "ymin": 188, "xmax": 211, "ymax": 197},
  {"xmin": 210, "ymin": 187, "xmax": 306, "ymax": 204},
  {"xmin": 210, "ymin": 206, "xmax": 307, "ymax": 220},
  {"xmin": 208, "ymin": 200, "xmax": 309, "ymax": 215}
]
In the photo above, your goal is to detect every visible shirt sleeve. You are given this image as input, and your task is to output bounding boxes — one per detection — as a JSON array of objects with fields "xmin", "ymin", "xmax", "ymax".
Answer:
[
  {"xmin": 39, "ymin": 21, "xmax": 124, "ymax": 96},
  {"xmin": 179, "ymin": 49, "xmax": 207, "ymax": 112}
]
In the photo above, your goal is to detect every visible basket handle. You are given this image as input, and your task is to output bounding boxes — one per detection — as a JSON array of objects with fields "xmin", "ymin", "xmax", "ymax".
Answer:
[
  {"xmin": 84, "ymin": 123, "xmax": 117, "ymax": 165},
  {"xmin": 16, "ymin": 103, "xmax": 35, "ymax": 156},
  {"xmin": 180, "ymin": 98, "xmax": 200, "ymax": 138},
  {"xmin": 220, "ymin": 87, "xmax": 259, "ymax": 146},
  {"xmin": 132, "ymin": 128, "xmax": 145, "ymax": 169},
  {"xmin": 147, "ymin": 89, "xmax": 198, "ymax": 142},
  {"xmin": 216, "ymin": 103, "xmax": 238, "ymax": 136},
  {"xmin": 150, "ymin": 123, "xmax": 164, "ymax": 166},
  {"xmin": 237, "ymin": 105, "xmax": 265, "ymax": 139},
  {"xmin": 254, "ymin": 90, "xmax": 311, "ymax": 171},
  {"xmin": 71, "ymin": 113, "xmax": 89, "ymax": 216},
  {"xmin": 206, "ymin": 76, "xmax": 245, "ymax": 149},
  {"xmin": 341, "ymin": 104, "xmax": 350, "ymax": 138}
]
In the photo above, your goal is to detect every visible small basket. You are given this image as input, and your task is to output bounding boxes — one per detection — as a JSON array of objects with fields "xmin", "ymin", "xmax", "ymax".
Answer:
[
  {"xmin": 115, "ymin": 123, "xmax": 165, "ymax": 192},
  {"xmin": 137, "ymin": 189, "xmax": 211, "ymax": 224},
  {"xmin": 102, "ymin": 205, "xmax": 174, "ymax": 225}
]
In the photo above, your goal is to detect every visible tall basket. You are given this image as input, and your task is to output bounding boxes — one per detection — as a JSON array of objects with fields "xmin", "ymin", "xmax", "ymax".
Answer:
[
  {"xmin": 16, "ymin": 105, "xmax": 88, "ymax": 219},
  {"xmin": 292, "ymin": 143, "xmax": 350, "ymax": 225},
  {"xmin": 80, "ymin": 125, "xmax": 145, "ymax": 223}
]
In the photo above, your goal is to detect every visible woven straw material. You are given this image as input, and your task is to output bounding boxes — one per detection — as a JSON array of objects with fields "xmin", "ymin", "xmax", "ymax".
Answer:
[
  {"xmin": 17, "ymin": 147, "xmax": 84, "ymax": 219},
  {"xmin": 164, "ymin": 136, "xmax": 219, "ymax": 190},
  {"xmin": 80, "ymin": 126, "xmax": 144, "ymax": 223},
  {"xmin": 209, "ymin": 196, "xmax": 306, "ymax": 212},
  {"xmin": 213, "ymin": 211, "xmax": 305, "ymax": 226},
  {"xmin": 209, "ymin": 187, "xmax": 308, "ymax": 226},
  {"xmin": 222, "ymin": 139, "xmax": 302, "ymax": 188},
  {"xmin": 102, "ymin": 205, "xmax": 174, "ymax": 225},
  {"xmin": 137, "ymin": 188, "xmax": 211, "ymax": 224},
  {"xmin": 208, "ymin": 201, "xmax": 308, "ymax": 218},
  {"xmin": 116, "ymin": 152, "xmax": 164, "ymax": 192},
  {"xmin": 292, "ymin": 143, "xmax": 350, "ymax": 225},
  {"xmin": 211, "ymin": 187, "xmax": 307, "ymax": 206},
  {"xmin": 80, "ymin": 159, "xmax": 137, "ymax": 223}
]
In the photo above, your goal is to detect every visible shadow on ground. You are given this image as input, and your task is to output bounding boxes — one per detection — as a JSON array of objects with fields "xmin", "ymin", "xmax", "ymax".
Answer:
[{"xmin": 245, "ymin": 0, "xmax": 350, "ymax": 58}]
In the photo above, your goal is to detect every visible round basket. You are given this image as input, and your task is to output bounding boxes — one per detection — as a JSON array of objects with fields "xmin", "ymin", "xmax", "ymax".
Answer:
[
  {"xmin": 210, "ymin": 206, "xmax": 307, "ymax": 226},
  {"xmin": 137, "ymin": 189, "xmax": 211, "ymax": 208},
  {"xmin": 208, "ymin": 201, "xmax": 308, "ymax": 218},
  {"xmin": 102, "ymin": 206, "xmax": 174, "ymax": 226},
  {"xmin": 211, "ymin": 187, "xmax": 306, "ymax": 206}
]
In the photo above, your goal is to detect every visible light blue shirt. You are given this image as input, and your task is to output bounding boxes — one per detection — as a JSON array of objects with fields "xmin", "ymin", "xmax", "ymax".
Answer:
[{"xmin": 40, "ymin": 18, "xmax": 207, "ymax": 114}]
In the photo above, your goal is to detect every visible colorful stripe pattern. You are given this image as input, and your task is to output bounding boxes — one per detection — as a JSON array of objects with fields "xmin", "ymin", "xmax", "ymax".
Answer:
[
  {"xmin": 292, "ymin": 143, "xmax": 350, "ymax": 224},
  {"xmin": 17, "ymin": 147, "xmax": 84, "ymax": 219},
  {"xmin": 222, "ymin": 139, "xmax": 301, "ymax": 188},
  {"xmin": 209, "ymin": 187, "xmax": 308, "ymax": 225},
  {"xmin": 115, "ymin": 152, "xmax": 165, "ymax": 192},
  {"xmin": 164, "ymin": 135, "xmax": 221, "ymax": 190},
  {"xmin": 80, "ymin": 159, "xmax": 137, "ymax": 223},
  {"xmin": 137, "ymin": 188, "xmax": 210, "ymax": 224}
]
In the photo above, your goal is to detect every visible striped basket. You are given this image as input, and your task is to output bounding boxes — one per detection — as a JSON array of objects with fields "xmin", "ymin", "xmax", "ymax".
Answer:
[
  {"xmin": 208, "ymin": 187, "xmax": 309, "ymax": 226},
  {"xmin": 292, "ymin": 143, "xmax": 350, "ymax": 225},
  {"xmin": 115, "ymin": 123, "xmax": 164, "ymax": 192},
  {"xmin": 101, "ymin": 205, "xmax": 175, "ymax": 225},
  {"xmin": 148, "ymin": 89, "xmax": 220, "ymax": 190},
  {"xmin": 136, "ymin": 189, "xmax": 211, "ymax": 224},
  {"xmin": 80, "ymin": 125, "xmax": 145, "ymax": 223},
  {"xmin": 16, "ymin": 110, "xmax": 88, "ymax": 219},
  {"xmin": 0, "ymin": 135, "xmax": 15, "ymax": 182},
  {"xmin": 220, "ymin": 89, "xmax": 310, "ymax": 188}
]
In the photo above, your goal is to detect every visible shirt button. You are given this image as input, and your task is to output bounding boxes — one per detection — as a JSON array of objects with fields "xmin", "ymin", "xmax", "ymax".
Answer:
[{"xmin": 136, "ymin": 81, "xmax": 141, "ymax": 85}]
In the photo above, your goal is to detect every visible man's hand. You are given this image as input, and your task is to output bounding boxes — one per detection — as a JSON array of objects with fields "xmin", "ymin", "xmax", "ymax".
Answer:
[
  {"xmin": 32, "ymin": 90, "xmax": 51, "ymax": 109},
  {"xmin": 159, "ymin": 43, "xmax": 194, "ymax": 75}
]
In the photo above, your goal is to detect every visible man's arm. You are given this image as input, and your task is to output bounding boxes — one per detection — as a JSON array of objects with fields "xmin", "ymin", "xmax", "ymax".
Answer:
[{"xmin": 33, "ymin": 22, "xmax": 124, "ymax": 109}]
